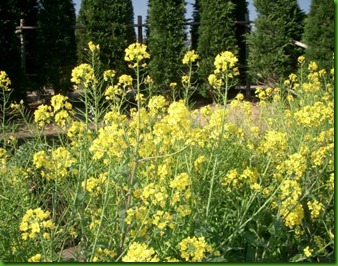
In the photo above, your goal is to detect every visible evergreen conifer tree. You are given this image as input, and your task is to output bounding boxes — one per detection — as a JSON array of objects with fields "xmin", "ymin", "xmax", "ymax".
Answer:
[
  {"xmin": 37, "ymin": 0, "xmax": 77, "ymax": 93},
  {"xmin": 146, "ymin": 0, "xmax": 187, "ymax": 95},
  {"xmin": 303, "ymin": 0, "xmax": 334, "ymax": 71},
  {"xmin": 247, "ymin": 0, "xmax": 305, "ymax": 85},
  {"xmin": 76, "ymin": 0, "xmax": 135, "ymax": 75},
  {"xmin": 195, "ymin": 0, "xmax": 238, "ymax": 86},
  {"xmin": 0, "ymin": 0, "xmax": 39, "ymax": 99},
  {"xmin": 232, "ymin": 0, "xmax": 249, "ymax": 83},
  {"xmin": 190, "ymin": 0, "xmax": 200, "ymax": 51}
]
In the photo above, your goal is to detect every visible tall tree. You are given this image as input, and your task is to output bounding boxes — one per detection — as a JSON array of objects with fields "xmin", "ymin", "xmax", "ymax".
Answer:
[
  {"xmin": 195, "ymin": 0, "xmax": 238, "ymax": 85},
  {"xmin": 76, "ymin": 0, "xmax": 135, "ymax": 75},
  {"xmin": 190, "ymin": 0, "xmax": 200, "ymax": 51},
  {"xmin": 0, "ymin": 0, "xmax": 39, "ymax": 99},
  {"xmin": 246, "ymin": 0, "xmax": 305, "ymax": 85},
  {"xmin": 303, "ymin": 0, "xmax": 334, "ymax": 71},
  {"xmin": 37, "ymin": 0, "xmax": 77, "ymax": 93},
  {"xmin": 146, "ymin": 0, "xmax": 186, "ymax": 96},
  {"xmin": 232, "ymin": 0, "xmax": 249, "ymax": 84}
]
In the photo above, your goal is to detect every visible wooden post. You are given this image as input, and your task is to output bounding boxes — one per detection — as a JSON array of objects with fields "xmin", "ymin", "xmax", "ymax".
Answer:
[
  {"xmin": 244, "ymin": 13, "xmax": 251, "ymax": 99},
  {"xmin": 137, "ymin": 16, "xmax": 143, "ymax": 43},
  {"xmin": 19, "ymin": 19, "xmax": 26, "ymax": 75}
]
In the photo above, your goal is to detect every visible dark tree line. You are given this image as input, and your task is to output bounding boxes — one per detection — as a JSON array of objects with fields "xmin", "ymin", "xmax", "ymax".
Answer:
[
  {"xmin": 0, "ymin": 0, "xmax": 77, "ymax": 98},
  {"xmin": 0, "ymin": 0, "xmax": 334, "ymax": 102}
]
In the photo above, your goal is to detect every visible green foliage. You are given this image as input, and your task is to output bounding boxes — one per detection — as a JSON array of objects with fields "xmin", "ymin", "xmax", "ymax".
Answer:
[
  {"xmin": 146, "ymin": 0, "xmax": 187, "ymax": 96},
  {"xmin": 76, "ymin": 0, "xmax": 136, "ymax": 76},
  {"xmin": 195, "ymin": 0, "xmax": 238, "ymax": 88},
  {"xmin": 232, "ymin": 0, "xmax": 249, "ymax": 84},
  {"xmin": 0, "ymin": 42, "xmax": 334, "ymax": 263},
  {"xmin": 303, "ymin": 0, "xmax": 334, "ymax": 71},
  {"xmin": 0, "ymin": 0, "xmax": 37, "ymax": 100},
  {"xmin": 247, "ymin": 0, "xmax": 305, "ymax": 85},
  {"xmin": 190, "ymin": 0, "xmax": 200, "ymax": 51},
  {"xmin": 37, "ymin": 0, "xmax": 77, "ymax": 93}
]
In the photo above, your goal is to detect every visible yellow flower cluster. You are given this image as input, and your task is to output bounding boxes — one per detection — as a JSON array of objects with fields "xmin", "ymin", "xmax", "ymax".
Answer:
[
  {"xmin": 275, "ymin": 153, "xmax": 307, "ymax": 180},
  {"xmin": 170, "ymin": 173, "xmax": 191, "ymax": 192},
  {"xmin": 0, "ymin": 70, "xmax": 11, "ymax": 90},
  {"xmin": 258, "ymin": 130, "xmax": 288, "ymax": 156},
  {"xmin": 141, "ymin": 182, "xmax": 168, "ymax": 208},
  {"xmin": 88, "ymin": 41, "xmax": 100, "ymax": 52},
  {"xmin": 293, "ymin": 102, "xmax": 333, "ymax": 128},
  {"xmin": 307, "ymin": 200, "xmax": 323, "ymax": 220},
  {"xmin": 214, "ymin": 51, "xmax": 238, "ymax": 74},
  {"xmin": 122, "ymin": 242, "xmax": 159, "ymax": 262},
  {"xmin": 179, "ymin": 236, "xmax": 213, "ymax": 262},
  {"xmin": 124, "ymin": 43, "xmax": 150, "ymax": 68},
  {"xmin": 71, "ymin": 63, "xmax": 96, "ymax": 88},
  {"xmin": 34, "ymin": 94, "xmax": 73, "ymax": 128},
  {"xmin": 92, "ymin": 248, "xmax": 116, "ymax": 262},
  {"xmin": 222, "ymin": 167, "xmax": 258, "ymax": 191},
  {"xmin": 32, "ymin": 147, "xmax": 76, "ymax": 181},
  {"xmin": 28, "ymin": 253, "xmax": 42, "ymax": 262},
  {"xmin": 20, "ymin": 208, "xmax": 55, "ymax": 240},
  {"xmin": 152, "ymin": 210, "xmax": 174, "ymax": 232},
  {"xmin": 182, "ymin": 50, "xmax": 199, "ymax": 65},
  {"xmin": 34, "ymin": 104, "xmax": 53, "ymax": 127},
  {"xmin": 82, "ymin": 173, "xmax": 108, "ymax": 197},
  {"xmin": 208, "ymin": 74, "xmax": 223, "ymax": 89},
  {"xmin": 278, "ymin": 180, "xmax": 304, "ymax": 229}
]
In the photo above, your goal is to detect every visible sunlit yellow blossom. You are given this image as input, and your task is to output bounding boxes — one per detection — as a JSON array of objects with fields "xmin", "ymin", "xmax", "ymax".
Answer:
[
  {"xmin": 124, "ymin": 43, "xmax": 150, "ymax": 68},
  {"xmin": 208, "ymin": 74, "xmax": 223, "ymax": 88},
  {"xmin": 71, "ymin": 63, "xmax": 96, "ymax": 88},
  {"xmin": 170, "ymin": 173, "xmax": 191, "ymax": 191},
  {"xmin": 103, "ymin": 69, "xmax": 116, "ymax": 81},
  {"xmin": 304, "ymin": 246, "xmax": 313, "ymax": 257},
  {"xmin": 34, "ymin": 104, "xmax": 53, "ymax": 127},
  {"xmin": 297, "ymin": 55, "xmax": 305, "ymax": 64},
  {"xmin": 88, "ymin": 41, "xmax": 100, "ymax": 52},
  {"xmin": 214, "ymin": 51, "xmax": 238, "ymax": 73},
  {"xmin": 308, "ymin": 61, "xmax": 318, "ymax": 72},
  {"xmin": 20, "ymin": 208, "xmax": 54, "ymax": 241},
  {"xmin": 179, "ymin": 236, "xmax": 213, "ymax": 262},
  {"xmin": 181, "ymin": 75, "xmax": 189, "ymax": 85},
  {"xmin": 122, "ymin": 242, "xmax": 159, "ymax": 262},
  {"xmin": 118, "ymin": 74, "xmax": 133, "ymax": 87},
  {"xmin": 28, "ymin": 253, "xmax": 42, "ymax": 262},
  {"xmin": 307, "ymin": 200, "xmax": 323, "ymax": 220},
  {"xmin": 182, "ymin": 50, "xmax": 199, "ymax": 64},
  {"xmin": 0, "ymin": 71, "xmax": 11, "ymax": 90}
]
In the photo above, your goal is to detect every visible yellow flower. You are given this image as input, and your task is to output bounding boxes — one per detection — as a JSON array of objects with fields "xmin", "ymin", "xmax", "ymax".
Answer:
[
  {"xmin": 71, "ymin": 63, "xmax": 96, "ymax": 88},
  {"xmin": 20, "ymin": 208, "xmax": 55, "ymax": 241},
  {"xmin": 214, "ymin": 51, "xmax": 238, "ymax": 73},
  {"xmin": 122, "ymin": 242, "xmax": 159, "ymax": 262},
  {"xmin": 308, "ymin": 61, "xmax": 318, "ymax": 72},
  {"xmin": 179, "ymin": 236, "xmax": 213, "ymax": 262},
  {"xmin": 304, "ymin": 246, "xmax": 313, "ymax": 257},
  {"xmin": 182, "ymin": 50, "xmax": 199, "ymax": 64},
  {"xmin": 0, "ymin": 71, "xmax": 11, "ymax": 90},
  {"xmin": 170, "ymin": 173, "xmax": 191, "ymax": 192},
  {"xmin": 124, "ymin": 43, "xmax": 150, "ymax": 67},
  {"xmin": 181, "ymin": 75, "xmax": 189, "ymax": 85},
  {"xmin": 28, "ymin": 253, "xmax": 42, "ymax": 262},
  {"xmin": 307, "ymin": 200, "xmax": 323, "ymax": 220},
  {"xmin": 103, "ymin": 69, "xmax": 116, "ymax": 81},
  {"xmin": 208, "ymin": 74, "xmax": 223, "ymax": 88},
  {"xmin": 34, "ymin": 104, "xmax": 53, "ymax": 127},
  {"xmin": 88, "ymin": 41, "xmax": 100, "ymax": 52},
  {"xmin": 297, "ymin": 55, "xmax": 305, "ymax": 64}
]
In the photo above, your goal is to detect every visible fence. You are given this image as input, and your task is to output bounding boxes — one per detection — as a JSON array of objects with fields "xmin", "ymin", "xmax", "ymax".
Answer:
[{"xmin": 15, "ymin": 15, "xmax": 253, "ymax": 96}]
